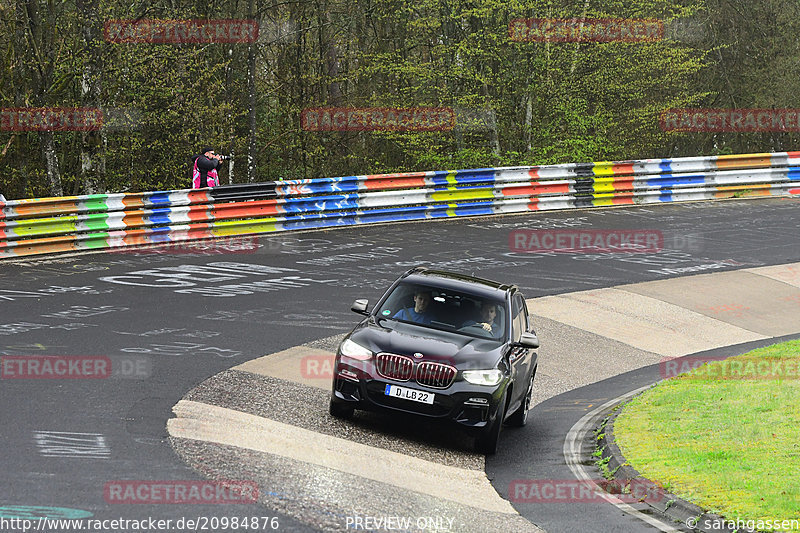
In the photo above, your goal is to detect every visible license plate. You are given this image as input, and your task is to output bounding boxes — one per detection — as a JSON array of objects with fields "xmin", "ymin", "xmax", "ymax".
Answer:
[{"xmin": 384, "ymin": 384, "xmax": 434, "ymax": 405}]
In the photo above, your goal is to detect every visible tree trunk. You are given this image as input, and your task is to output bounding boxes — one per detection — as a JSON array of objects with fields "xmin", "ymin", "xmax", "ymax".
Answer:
[
  {"xmin": 21, "ymin": 0, "xmax": 63, "ymax": 197},
  {"xmin": 13, "ymin": 1, "xmax": 29, "ymax": 196},
  {"xmin": 77, "ymin": 0, "xmax": 104, "ymax": 194},
  {"xmin": 322, "ymin": 7, "xmax": 342, "ymax": 106},
  {"xmin": 524, "ymin": 94, "xmax": 533, "ymax": 154},
  {"xmin": 246, "ymin": 0, "xmax": 258, "ymax": 182},
  {"xmin": 41, "ymin": 132, "xmax": 63, "ymax": 197},
  {"xmin": 482, "ymin": 79, "xmax": 500, "ymax": 157}
]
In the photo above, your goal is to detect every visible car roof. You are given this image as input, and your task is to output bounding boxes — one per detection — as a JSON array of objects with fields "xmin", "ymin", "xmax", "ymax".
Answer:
[{"xmin": 399, "ymin": 267, "xmax": 517, "ymax": 299}]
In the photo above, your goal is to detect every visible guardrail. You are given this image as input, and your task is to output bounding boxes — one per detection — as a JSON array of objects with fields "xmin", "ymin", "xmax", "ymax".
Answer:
[{"xmin": 2, "ymin": 151, "xmax": 799, "ymax": 259}]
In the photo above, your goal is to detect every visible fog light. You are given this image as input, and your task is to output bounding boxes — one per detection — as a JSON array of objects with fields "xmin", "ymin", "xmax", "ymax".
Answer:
[{"xmin": 467, "ymin": 397, "xmax": 488, "ymax": 404}]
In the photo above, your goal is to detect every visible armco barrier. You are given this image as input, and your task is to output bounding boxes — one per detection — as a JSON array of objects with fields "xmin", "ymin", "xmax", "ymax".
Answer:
[{"xmin": 1, "ymin": 151, "xmax": 799, "ymax": 259}]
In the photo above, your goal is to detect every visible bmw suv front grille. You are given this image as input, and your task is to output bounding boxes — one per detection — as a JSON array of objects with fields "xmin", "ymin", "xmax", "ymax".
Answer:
[
  {"xmin": 376, "ymin": 353, "xmax": 457, "ymax": 388},
  {"xmin": 415, "ymin": 361, "xmax": 456, "ymax": 388},
  {"xmin": 375, "ymin": 353, "xmax": 414, "ymax": 381}
]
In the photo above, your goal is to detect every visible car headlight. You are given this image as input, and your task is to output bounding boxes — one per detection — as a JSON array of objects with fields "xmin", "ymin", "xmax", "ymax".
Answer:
[
  {"xmin": 462, "ymin": 369, "xmax": 503, "ymax": 386},
  {"xmin": 339, "ymin": 338, "xmax": 372, "ymax": 360}
]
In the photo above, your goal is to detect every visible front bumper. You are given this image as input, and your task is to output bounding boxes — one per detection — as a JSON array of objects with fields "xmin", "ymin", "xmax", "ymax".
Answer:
[{"xmin": 331, "ymin": 357, "xmax": 505, "ymax": 429}]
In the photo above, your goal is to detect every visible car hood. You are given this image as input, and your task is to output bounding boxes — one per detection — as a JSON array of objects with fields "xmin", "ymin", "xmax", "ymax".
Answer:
[{"xmin": 347, "ymin": 318, "xmax": 504, "ymax": 367}]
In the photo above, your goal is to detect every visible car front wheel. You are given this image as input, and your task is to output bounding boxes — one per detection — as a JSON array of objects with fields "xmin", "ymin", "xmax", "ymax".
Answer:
[
  {"xmin": 475, "ymin": 393, "xmax": 506, "ymax": 454},
  {"xmin": 507, "ymin": 371, "xmax": 534, "ymax": 427}
]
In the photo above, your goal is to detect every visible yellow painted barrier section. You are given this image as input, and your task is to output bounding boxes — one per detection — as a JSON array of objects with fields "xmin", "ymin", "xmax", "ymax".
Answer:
[
  {"xmin": 591, "ymin": 162, "xmax": 615, "ymax": 176},
  {"xmin": 430, "ymin": 188, "xmax": 494, "ymax": 202},
  {"xmin": 591, "ymin": 192, "xmax": 635, "ymax": 206},
  {"xmin": 211, "ymin": 217, "xmax": 280, "ymax": 236},
  {"xmin": 592, "ymin": 178, "xmax": 618, "ymax": 194},
  {"xmin": 5, "ymin": 217, "xmax": 79, "ymax": 237}
]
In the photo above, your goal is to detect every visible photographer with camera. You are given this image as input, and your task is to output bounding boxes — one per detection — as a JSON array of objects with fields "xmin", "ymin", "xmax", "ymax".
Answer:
[{"xmin": 191, "ymin": 147, "xmax": 230, "ymax": 189}]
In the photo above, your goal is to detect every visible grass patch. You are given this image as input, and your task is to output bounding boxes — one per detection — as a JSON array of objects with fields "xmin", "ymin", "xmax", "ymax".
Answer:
[{"xmin": 614, "ymin": 340, "xmax": 800, "ymax": 531}]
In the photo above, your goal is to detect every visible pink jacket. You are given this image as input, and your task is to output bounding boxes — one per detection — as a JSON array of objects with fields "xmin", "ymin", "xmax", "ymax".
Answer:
[{"xmin": 192, "ymin": 157, "xmax": 219, "ymax": 188}]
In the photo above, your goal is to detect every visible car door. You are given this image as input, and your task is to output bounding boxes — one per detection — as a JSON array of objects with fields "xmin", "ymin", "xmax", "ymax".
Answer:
[
  {"xmin": 520, "ymin": 293, "xmax": 538, "ymax": 373},
  {"xmin": 508, "ymin": 293, "xmax": 532, "ymax": 410}
]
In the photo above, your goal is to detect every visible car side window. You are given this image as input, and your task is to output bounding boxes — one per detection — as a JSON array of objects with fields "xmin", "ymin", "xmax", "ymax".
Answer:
[
  {"xmin": 518, "ymin": 294, "xmax": 532, "ymax": 332},
  {"xmin": 511, "ymin": 295, "xmax": 524, "ymax": 342}
]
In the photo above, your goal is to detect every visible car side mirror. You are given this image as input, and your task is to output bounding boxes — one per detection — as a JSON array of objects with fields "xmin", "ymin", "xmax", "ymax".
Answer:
[
  {"xmin": 351, "ymin": 298, "xmax": 369, "ymax": 315},
  {"xmin": 517, "ymin": 332, "xmax": 539, "ymax": 349}
]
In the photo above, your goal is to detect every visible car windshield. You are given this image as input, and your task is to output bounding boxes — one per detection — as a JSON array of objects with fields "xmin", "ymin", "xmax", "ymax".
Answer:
[{"xmin": 376, "ymin": 281, "xmax": 507, "ymax": 340}]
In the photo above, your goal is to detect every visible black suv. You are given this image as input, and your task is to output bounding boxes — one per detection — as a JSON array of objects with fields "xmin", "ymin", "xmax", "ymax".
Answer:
[{"xmin": 329, "ymin": 267, "xmax": 539, "ymax": 454}]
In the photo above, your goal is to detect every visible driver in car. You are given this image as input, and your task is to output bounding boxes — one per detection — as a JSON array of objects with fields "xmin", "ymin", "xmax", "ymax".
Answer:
[
  {"xmin": 462, "ymin": 302, "xmax": 502, "ymax": 337},
  {"xmin": 393, "ymin": 290, "xmax": 435, "ymax": 325}
]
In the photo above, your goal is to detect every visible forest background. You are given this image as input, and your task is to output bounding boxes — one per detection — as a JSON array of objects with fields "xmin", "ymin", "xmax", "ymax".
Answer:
[{"xmin": 1, "ymin": 0, "xmax": 798, "ymax": 199}]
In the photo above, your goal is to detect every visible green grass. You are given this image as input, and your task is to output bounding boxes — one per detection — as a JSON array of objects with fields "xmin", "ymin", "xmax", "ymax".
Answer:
[{"xmin": 614, "ymin": 340, "xmax": 800, "ymax": 531}]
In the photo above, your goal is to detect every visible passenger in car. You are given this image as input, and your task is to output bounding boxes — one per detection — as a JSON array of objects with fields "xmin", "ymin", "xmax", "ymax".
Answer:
[
  {"xmin": 462, "ymin": 302, "xmax": 502, "ymax": 337},
  {"xmin": 393, "ymin": 290, "xmax": 435, "ymax": 325}
]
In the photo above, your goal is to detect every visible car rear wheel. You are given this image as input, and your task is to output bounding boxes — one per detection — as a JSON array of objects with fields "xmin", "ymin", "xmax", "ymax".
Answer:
[
  {"xmin": 507, "ymin": 371, "xmax": 534, "ymax": 427},
  {"xmin": 475, "ymin": 392, "xmax": 506, "ymax": 454},
  {"xmin": 329, "ymin": 399, "xmax": 354, "ymax": 419}
]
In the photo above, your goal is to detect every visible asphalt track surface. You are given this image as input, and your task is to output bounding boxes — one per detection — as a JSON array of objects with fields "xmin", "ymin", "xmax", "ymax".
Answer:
[{"xmin": 1, "ymin": 197, "xmax": 799, "ymax": 532}]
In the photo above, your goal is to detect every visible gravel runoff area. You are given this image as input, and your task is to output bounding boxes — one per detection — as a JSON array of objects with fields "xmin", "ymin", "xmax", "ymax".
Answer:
[
  {"xmin": 171, "ymin": 368, "xmax": 541, "ymax": 532},
  {"xmin": 171, "ymin": 436, "xmax": 541, "ymax": 533},
  {"xmin": 183, "ymin": 369, "xmax": 484, "ymax": 471}
]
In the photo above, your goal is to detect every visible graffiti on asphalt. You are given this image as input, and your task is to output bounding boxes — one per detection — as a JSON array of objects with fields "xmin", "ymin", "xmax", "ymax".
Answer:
[
  {"xmin": 120, "ymin": 342, "xmax": 242, "ymax": 358},
  {"xmin": 98, "ymin": 262, "xmax": 336, "ymax": 297},
  {"xmin": 198, "ymin": 308, "xmax": 356, "ymax": 330},
  {"xmin": 33, "ymin": 430, "xmax": 111, "ymax": 459},
  {"xmin": 113, "ymin": 328, "xmax": 221, "ymax": 339},
  {"xmin": 41, "ymin": 306, "xmax": 129, "ymax": 320},
  {"xmin": 0, "ymin": 286, "xmax": 114, "ymax": 302}
]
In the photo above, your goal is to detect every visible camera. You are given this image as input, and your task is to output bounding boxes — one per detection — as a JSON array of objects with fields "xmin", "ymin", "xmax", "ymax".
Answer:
[{"xmin": 217, "ymin": 154, "xmax": 232, "ymax": 161}]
